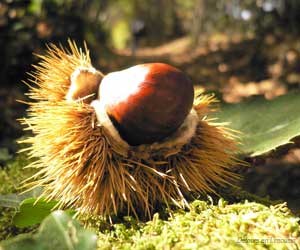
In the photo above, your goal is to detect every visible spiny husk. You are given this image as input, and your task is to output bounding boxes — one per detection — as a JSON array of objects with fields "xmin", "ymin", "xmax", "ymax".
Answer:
[{"xmin": 20, "ymin": 41, "xmax": 241, "ymax": 219}]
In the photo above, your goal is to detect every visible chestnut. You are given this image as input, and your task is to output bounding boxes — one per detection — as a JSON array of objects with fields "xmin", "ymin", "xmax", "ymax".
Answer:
[{"xmin": 99, "ymin": 63, "xmax": 194, "ymax": 146}]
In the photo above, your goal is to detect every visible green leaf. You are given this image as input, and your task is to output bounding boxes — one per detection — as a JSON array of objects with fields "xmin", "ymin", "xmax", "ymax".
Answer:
[
  {"xmin": 13, "ymin": 198, "xmax": 59, "ymax": 228},
  {"xmin": 0, "ymin": 187, "xmax": 43, "ymax": 209},
  {"xmin": 218, "ymin": 92, "xmax": 300, "ymax": 156},
  {"xmin": 0, "ymin": 194, "xmax": 26, "ymax": 209},
  {"xmin": 0, "ymin": 211, "xmax": 97, "ymax": 250}
]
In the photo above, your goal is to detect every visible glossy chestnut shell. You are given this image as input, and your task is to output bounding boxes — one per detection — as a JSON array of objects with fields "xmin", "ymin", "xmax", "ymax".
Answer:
[{"xmin": 100, "ymin": 63, "xmax": 194, "ymax": 146}]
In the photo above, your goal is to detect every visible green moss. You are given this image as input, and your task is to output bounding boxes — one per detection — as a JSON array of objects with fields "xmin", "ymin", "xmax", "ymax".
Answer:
[
  {"xmin": 0, "ymin": 153, "xmax": 36, "ymax": 240},
  {"xmin": 1, "ymin": 155, "xmax": 300, "ymax": 249},
  {"xmin": 95, "ymin": 200, "xmax": 300, "ymax": 250},
  {"xmin": 0, "ymin": 153, "xmax": 35, "ymax": 194}
]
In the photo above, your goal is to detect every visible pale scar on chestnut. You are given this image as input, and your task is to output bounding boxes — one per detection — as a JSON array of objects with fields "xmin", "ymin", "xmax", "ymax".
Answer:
[{"xmin": 66, "ymin": 67, "xmax": 103, "ymax": 104}]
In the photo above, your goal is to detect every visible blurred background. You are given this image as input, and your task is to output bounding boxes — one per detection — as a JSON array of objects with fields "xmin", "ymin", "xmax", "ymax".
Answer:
[{"xmin": 1, "ymin": 0, "xmax": 300, "ymax": 211}]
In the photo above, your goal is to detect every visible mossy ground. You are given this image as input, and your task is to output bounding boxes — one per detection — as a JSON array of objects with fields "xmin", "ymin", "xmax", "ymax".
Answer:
[
  {"xmin": 91, "ymin": 200, "xmax": 300, "ymax": 250},
  {"xmin": 0, "ymin": 156, "xmax": 300, "ymax": 250},
  {"xmin": 0, "ymin": 154, "xmax": 35, "ymax": 240}
]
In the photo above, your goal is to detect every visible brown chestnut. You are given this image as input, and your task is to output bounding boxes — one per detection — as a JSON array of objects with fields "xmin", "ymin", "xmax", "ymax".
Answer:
[{"xmin": 99, "ymin": 63, "xmax": 194, "ymax": 146}]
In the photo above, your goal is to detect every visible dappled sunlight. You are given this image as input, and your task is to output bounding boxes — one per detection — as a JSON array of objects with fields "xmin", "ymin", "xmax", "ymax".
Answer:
[
  {"xmin": 1, "ymin": 0, "xmax": 300, "ymax": 248},
  {"xmin": 223, "ymin": 78, "xmax": 287, "ymax": 103}
]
